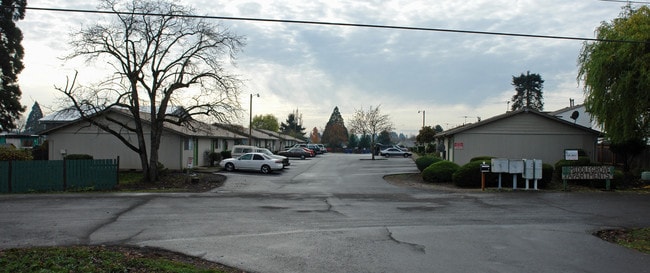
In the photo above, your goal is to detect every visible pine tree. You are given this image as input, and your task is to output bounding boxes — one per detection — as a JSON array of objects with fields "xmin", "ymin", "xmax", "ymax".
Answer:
[
  {"xmin": 24, "ymin": 102, "xmax": 44, "ymax": 134},
  {"xmin": 280, "ymin": 110, "xmax": 306, "ymax": 139},
  {"xmin": 510, "ymin": 71, "xmax": 544, "ymax": 111},
  {"xmin": 0, "ymin": 0, "xmax": 27, "ymax": 131},
  {"xmin": 321, "ymin": 106, "xmax": 349, "ymax": 148}
]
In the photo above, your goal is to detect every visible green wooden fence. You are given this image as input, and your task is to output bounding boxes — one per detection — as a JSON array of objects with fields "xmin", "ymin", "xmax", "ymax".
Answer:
[{"xmin": 1, "ymin": 159, "xmax": 119, "ymax": 193}]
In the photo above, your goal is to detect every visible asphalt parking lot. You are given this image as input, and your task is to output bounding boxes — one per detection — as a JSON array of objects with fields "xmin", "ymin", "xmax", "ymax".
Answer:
[{"xmin": 1, "ymin": 153, "xmax": 649, "ymax": 273}]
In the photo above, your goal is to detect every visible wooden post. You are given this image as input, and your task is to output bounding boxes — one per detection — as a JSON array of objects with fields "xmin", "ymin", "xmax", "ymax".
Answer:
[{"xmin": 481, "ymin": 172, "xmax": 485, "ymax": 191}]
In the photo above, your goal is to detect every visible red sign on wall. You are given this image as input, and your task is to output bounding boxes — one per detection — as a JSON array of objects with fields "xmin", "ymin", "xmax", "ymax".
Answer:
[{"xmin": 453, "ymin": 142, "xmax": 464, "ymax": 150}]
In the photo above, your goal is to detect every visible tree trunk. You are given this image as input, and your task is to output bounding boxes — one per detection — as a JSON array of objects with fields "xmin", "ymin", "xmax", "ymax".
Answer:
[
  {"xmin": 147, "ymin": 119, "xmax": 164, "ymax": 183},
  {"xmin": 371, "ymin": 129, "xmax": 376, "ymax": 160}
]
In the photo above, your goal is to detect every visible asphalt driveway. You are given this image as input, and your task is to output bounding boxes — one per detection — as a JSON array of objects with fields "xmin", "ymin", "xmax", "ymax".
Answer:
[{"xmin": 0, "ymin": 153, "xmax": 649, "ymax": 273}]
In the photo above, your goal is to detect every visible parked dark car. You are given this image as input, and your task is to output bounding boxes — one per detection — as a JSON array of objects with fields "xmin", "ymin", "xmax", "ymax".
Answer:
[
  {"xmin": 380, "ymin": 148, "xmax": 412, "ymax": 158},
  {"xmin": 307, "ymin": 144, "xmax": 323, "ymax": 154},
  {"xmin": 278, "ymin": 147, "xmax": 312, "ymax": 160}
]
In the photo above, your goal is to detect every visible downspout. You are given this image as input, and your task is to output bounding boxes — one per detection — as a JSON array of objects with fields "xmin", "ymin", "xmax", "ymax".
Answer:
[
  {"xmin": 194, "ymin": 137, "xmax": 199, "ymax": 167},
  {"xmin": 179, "ymin": 136, "xmax": 183, "ymax": 170}
]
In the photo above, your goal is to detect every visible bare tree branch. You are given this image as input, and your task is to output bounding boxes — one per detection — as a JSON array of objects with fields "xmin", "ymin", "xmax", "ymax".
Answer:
[{"xmin": 57, "ymin": 0, "xmax": 245, "ymax": 182}]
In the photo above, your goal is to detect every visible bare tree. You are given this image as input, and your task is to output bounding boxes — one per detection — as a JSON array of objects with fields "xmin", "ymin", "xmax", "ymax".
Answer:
[
  {"xmin": 56, "ymin": 0, "xmax": 244, "ymax": 182},
  {"xmin": 349, "ymin": 105, "xmax": 393, "ymax": 160}
]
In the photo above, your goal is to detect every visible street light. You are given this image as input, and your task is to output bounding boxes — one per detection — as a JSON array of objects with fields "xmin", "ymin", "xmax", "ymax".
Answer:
[
  {"xmin": 418, "ymin": 110, "xmax": 425, "ymax": 128},
  {"xmin": 249, "ymin": 93, "xmax": 259, "ymax": 145}
]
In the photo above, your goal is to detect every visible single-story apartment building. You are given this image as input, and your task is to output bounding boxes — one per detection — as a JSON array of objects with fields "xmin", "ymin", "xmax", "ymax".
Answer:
[
  {"xmin": 0, "ymin": 133, "xmax": 41, "ymax": 149},
  {"xmin": 254, "ymin": 128, "xmax": 305, "ymax": 151},
  {"xmin": 435, "ymin": 108, "xmax": 602, "ymax": 165},
  {"xmin": 40, "ymin": 107, "xmax": 247, "ymax": 170}
]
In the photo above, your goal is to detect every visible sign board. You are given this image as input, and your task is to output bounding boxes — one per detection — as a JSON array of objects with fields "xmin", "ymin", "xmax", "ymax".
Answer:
[
  {"xmin": 562, "ymin": 166, "xmax": 613, "ymax": 180},
  {"xmin": 187, "ymin": 157, "xmax": 194, "ymax": 168},
  {"xmin": 491, "ymin": 158, "xmax": 509, "ymax": 173},
  {"xmin": 453, "ymin": 142, "xmax": 464, "ymax": 150},
  {"xmin": 508, "ymin": 160, "xmax": 524, "ymax": 174},
  {"xmin": 565, "ymin": 149, "xmax": 579, "ymax": 161}
]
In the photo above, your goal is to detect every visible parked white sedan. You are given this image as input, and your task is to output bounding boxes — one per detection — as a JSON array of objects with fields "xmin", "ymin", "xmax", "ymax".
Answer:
[
  {"xmin": 220, "ymin": 152, "xmax": 284, "ymax": 174},
  {"xmin": 380, "ymin": 147, "xmax": 412, "ymax": 158}
]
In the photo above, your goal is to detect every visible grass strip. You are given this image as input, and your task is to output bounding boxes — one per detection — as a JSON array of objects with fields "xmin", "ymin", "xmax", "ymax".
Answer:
[{"xmin": 0, "ymin": 245, "xmax": 227, "ymax": 273}]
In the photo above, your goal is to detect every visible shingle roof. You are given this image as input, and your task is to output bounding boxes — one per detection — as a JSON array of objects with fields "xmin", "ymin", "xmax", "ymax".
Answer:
[
  {"xmin": 40, "ymin": 107, "xmax": 247, "ymax": 139},
  {"xmin": 436, "ymin": 108, "xmax": 602, "ymax": 138}
]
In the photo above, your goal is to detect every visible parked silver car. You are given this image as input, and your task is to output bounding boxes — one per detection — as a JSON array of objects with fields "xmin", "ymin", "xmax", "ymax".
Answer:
[
  {"xmin": 380, "ymin": 148, "xmax": 412, "ymax": 158},
  {"xmin": 220, "ymin": 152, "xmax": 284, "ymax": 174}
]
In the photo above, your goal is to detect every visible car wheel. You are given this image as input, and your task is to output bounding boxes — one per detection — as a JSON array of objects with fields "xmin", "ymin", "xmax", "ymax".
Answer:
[
  {"xmin": 403, "ymin": 154, "xmax": 409, "ymax": 158},
  {"xmin": 385, "ymin": 154, "xmax": 390, "ymax": 158},
  {"xmin": 261, "ymin": 165, "xmax": 271, "ymax": 174},
  {"xmin": 224, "ymin": 163, "xmax": 234, "ymax": 172},
  {"xmin": 300, "ymin": 155, "xmax": 306, "ymax": 160}
]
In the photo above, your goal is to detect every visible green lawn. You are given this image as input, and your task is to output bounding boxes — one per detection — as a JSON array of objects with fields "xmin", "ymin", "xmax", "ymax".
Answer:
[
  {"xmin": 0, "ymin": 246, "xmax": 231, "ymax": 273},
  {"xmin": 617, "ymin": 228, "xmax": 650, "ymax": 254}
]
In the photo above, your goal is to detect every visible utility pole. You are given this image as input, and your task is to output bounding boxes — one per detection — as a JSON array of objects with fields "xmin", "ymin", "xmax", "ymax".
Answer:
[{"xmin": 249, "ymin": 93, "xmax": 259, "ymax": 145}]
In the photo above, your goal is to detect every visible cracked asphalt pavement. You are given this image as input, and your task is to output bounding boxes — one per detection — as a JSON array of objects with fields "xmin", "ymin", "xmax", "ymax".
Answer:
[{"xmin": 1, "ymin": 153, "xmax": 649, "ymax": 273}]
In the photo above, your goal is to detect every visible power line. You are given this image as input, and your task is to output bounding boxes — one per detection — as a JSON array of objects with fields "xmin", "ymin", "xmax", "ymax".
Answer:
[
  {"xmin": 18, "ymin": 6, "xmax": 649, "ymax": 44},
  {"xmin": 599, "ymin": 0, "xmax": 650, "ymax": 4}
]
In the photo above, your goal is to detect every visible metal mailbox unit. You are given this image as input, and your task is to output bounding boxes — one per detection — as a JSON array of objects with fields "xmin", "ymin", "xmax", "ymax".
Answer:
[{"xmin": 491, "ymin": 158, "xmax": 542, "ymax": 190}]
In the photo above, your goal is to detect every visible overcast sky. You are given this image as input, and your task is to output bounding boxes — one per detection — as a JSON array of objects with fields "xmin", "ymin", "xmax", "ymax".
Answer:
[{"xmin": 17, "ymin": 0, "xmax": 629, "ymax": 136}]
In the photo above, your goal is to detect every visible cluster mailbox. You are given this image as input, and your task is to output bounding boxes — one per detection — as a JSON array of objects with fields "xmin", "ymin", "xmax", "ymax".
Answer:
[{"xmin": 490, "ymin": 158, "xmax": 542, "ymax": 190}]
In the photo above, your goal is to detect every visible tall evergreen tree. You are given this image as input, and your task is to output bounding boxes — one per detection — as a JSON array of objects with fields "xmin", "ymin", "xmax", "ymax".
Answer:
[
  {"xmin": 280, "ymin": 110, "xmax": 306, "ymax": 139},
  {"xmin": 0, "ymin": 0, "xmax": 27, "ymax": 132},
  {"xmin": 321, "ymin": 106, "xmax": 349, "ymax": 148},
  {"xmin": 358, "ymin": 134, "xmax": 371, "ymax": 150},
  {"xmin": 24, "ymin": 101, "xmax": 44, "ymax": 134},
  {"xmin": 510, "ymin": 71, "xmax": 544, "ymax": 111},
  {"xmin": 377, "ymin": 130, "xmax": 392, "ymax": 145},
  {"xmin": 348, "ymin": 133, "xmax": 359, "ymax": 149}
]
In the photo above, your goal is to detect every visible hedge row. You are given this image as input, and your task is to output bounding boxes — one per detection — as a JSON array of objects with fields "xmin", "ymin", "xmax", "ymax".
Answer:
[{"xmin": 418, "ymin": 155, "xmax": 622, "ymax": 189}]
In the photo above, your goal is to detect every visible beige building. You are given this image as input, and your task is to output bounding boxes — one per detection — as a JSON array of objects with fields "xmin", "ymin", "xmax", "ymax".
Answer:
[
  {"xmin": 436, "ymin": 108, "xmax": 602, "ymax": 165},
  {"xmin": 41, "ymin": 108, "xmax": 246, "ymax": 170}
]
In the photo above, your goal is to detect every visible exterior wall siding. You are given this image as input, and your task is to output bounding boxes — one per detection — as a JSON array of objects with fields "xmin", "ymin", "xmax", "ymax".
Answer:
[
  {"xmin": 446, "ymin": 112, "xmax": 598, "ymax": 165},
  {"xmin": 47, "ymin": 114, "xmax": 184, "ymax": 170}
]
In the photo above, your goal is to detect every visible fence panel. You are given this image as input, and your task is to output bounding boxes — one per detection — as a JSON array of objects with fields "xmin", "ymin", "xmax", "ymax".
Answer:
[
  {"xmin": 66, "ymin": 159, "xmax": 118, "ymax": 190},
  {"xmin": 11, "ymin": 160, "xmax": 64, "ymax": 193},
  {"xmin": 0, "ymin": 161, "xmax": 9, "ymax": 193}
]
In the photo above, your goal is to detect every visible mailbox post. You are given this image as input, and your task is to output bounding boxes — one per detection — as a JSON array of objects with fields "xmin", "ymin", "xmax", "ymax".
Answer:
[
  {"xmin": 491, "ymin": 158, "xmax": 509, "ymax": 190},
  {"xmin": 523, "ymin": 159, "xmax": 542, "ymax": 190},
  {"xmin": 480, "ymin": 161, "xmax": 490, "ymax": 191}
]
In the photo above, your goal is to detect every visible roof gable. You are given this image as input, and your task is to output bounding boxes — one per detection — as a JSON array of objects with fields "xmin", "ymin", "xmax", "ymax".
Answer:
[
  {"xmin": 40, "ymin": 108, "xmax": 247, "ymax": 139},
  {"xmin": 437, "ymin": 108, "xmax": 601, "ymax": 137}
]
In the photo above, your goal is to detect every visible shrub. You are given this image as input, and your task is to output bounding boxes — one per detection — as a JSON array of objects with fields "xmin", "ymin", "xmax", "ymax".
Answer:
[
  {"xmin": 64, "ymin": 154, "xmax": 93, "ymax": 160},
  {"xmin": 452, "ymin": 160, "xmax": 499, "ymax": 188},
  {"xmin": 220, "ymin": 150, "xmax": 232, "ymax": 159},
  {"xmin": 0, "ymin": 146, "xmax": 33, "ymax": 161},
  {"xmin": 31, "ymin": 140, "xmax": 48, "ymax": 160},
  {"xmin": 208, "ymin": 152, "xmax": 221, "ymax": 166},
  {"xmin": 540, "ymin": 163, "xmax": 554, "ymax": 188},
  {"xmin": 552, "ymin": 156, "xmax": 593, "ymax": 184},
  {"xmin": 415, "ymin": 155, "xmax": 442, "ymax": 172},
  {"xmin": 422, "ymin": 160, "xmax": 460, "ymax": 183}
]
